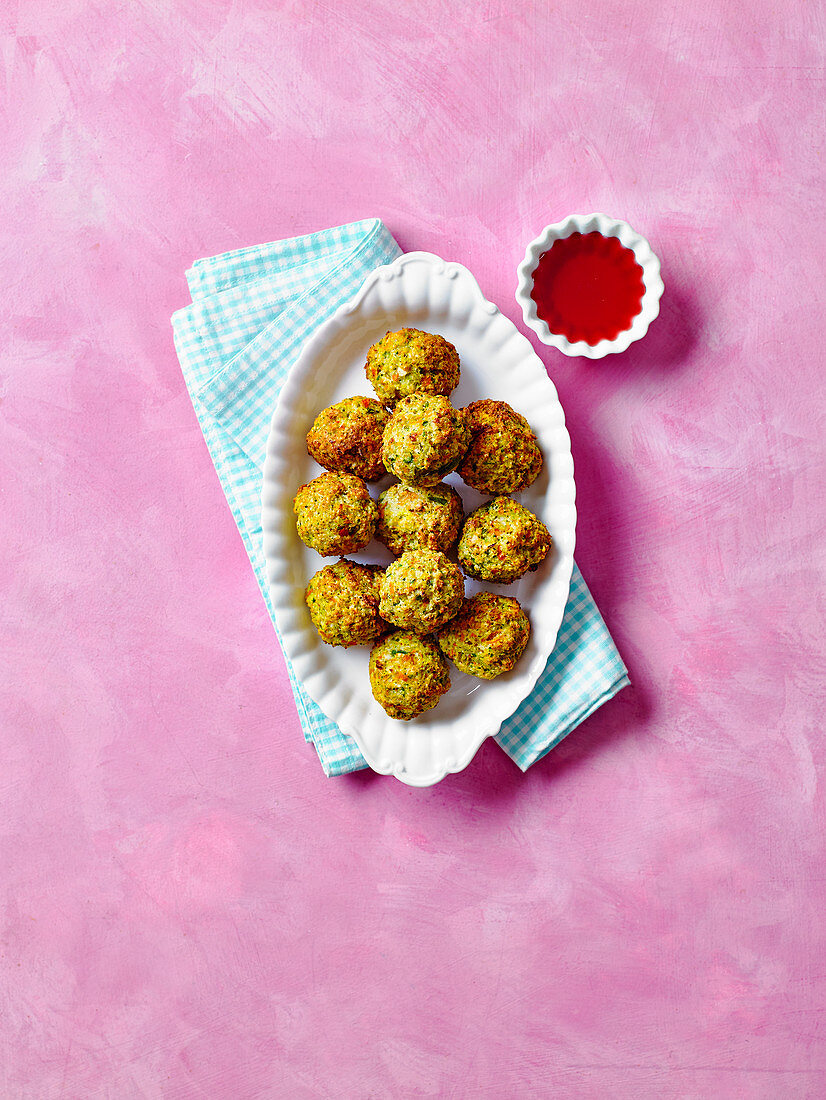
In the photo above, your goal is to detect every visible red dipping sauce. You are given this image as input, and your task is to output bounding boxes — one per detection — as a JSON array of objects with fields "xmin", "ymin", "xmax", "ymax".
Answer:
[{"xmin": 530, "ymin": 232, "xmax": 645, "ymax": 346}]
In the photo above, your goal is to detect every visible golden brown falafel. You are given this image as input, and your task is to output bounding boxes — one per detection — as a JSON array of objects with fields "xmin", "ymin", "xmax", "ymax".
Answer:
[
  {"xmin": 437, "ymin": 592, "xmax": 530, "ymax": 679},
  {"xmin": 306, "ymin": 396, "xmax": 389, "ymax": 480},
  {"xmin": 378, "ymin": 548, "xmax": 464, "ymax": 634},
  {"xmin": 365, "ymin": 328, "xmax": 460, "ymax": 406},
  {"xmin": 457, "ymin": 399, "xmax": 542, "ymax": 494},
  {"xmin": 382, "ymin": 394, "xmax": 470, "ymax": 488},
  {"xmin": 305, "ymin": 560, "xmax": 388, "ymax": 647},
  {"xmin": 369, "ymin": 631, "xmax": 451, "ymax": 719},
  {"xmin": 376, "ymin": 482, "xmax": 464, "ymax": 557},
  {"xmin": 293, "ymin": 471, "xmax": 377, "ymax": 557},
  {"xmin": 458, "ymin": 497, "xmax": 551, "ymax": 584}
]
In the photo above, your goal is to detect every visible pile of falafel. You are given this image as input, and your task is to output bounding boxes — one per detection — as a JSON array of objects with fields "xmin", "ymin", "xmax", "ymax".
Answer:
[{"xmin": 293, "ymin": 327, "xmax": 552, "ymax": 721}]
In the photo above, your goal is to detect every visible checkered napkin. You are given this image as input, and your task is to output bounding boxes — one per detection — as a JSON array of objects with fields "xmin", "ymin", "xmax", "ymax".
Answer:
[{"xmin": 172, "ymin": 218, "xmax": 629, "ymax": 776}]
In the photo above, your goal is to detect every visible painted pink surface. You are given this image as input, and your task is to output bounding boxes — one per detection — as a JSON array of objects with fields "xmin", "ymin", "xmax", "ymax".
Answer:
[{"xmin": 2, "ymin": 1, "xmax": 825, "ymax": 1096}]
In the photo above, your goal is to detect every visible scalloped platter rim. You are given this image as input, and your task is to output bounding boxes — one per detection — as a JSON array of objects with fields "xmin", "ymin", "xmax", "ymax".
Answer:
[{"xmin": 261, "ymin": 251, "xmax": 576, "ymax": 786}]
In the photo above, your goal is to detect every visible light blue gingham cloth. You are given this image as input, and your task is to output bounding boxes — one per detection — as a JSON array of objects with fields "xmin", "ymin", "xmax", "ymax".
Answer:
[{"xmin": 172, "ymin": 218, "xmax": 629, "ymax": 776}]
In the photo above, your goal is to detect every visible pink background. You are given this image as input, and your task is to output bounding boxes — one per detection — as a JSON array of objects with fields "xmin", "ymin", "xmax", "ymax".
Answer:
[{"xmin": 2, "ymin": 2, "xmax": 825, "ymax": 1097}]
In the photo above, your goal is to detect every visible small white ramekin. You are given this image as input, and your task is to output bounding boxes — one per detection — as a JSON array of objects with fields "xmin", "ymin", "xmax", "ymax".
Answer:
[{"xmin": 516, "ymin": 212, "xmax": 664, "ymax": 359}]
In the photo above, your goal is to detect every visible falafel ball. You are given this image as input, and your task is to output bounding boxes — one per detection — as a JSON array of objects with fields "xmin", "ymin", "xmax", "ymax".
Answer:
[
  {"xmin": 306, "ymin": 396, "xmax": 389, "ymax": 480},
  {"xmin": 365, "ymin": 328, "xmax": 460, "ymax": 406},
  {"xmin": 293, "ymin": 471, "xmax": 377, "ymax": 557},
  {"xmin": 437, "ymin": 592, "xmax": 531, "ymax": 679},
  {"xmin": 379, "ymin": 548, "xmax": 464, "ymax": 634},
  {"xmin": 376, "ymin": 482, "xmax": 464, "ymax": 557},
  {"xmin": 382, "ymin": 394, "xmax": 470, "ymax": 488},
  {"xmin": 457, "ymin": 497, "xmax": 552, "ymax": 584},
  {"xmin": 305, "ymin": 560, "xmax": 388, "ymax": 647},
  {"xmin": 457, "ymin": 399, "xmax": 543, "ymax": 494},
  {"xmin": 369, "ymin": 631, "xmax": 450, "ymax": 720}
]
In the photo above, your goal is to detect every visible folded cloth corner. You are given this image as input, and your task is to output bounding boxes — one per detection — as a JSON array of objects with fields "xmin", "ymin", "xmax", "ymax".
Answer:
[{"xmin": 172, "ymin": 218, "xmax": 629, "ymax": 776}]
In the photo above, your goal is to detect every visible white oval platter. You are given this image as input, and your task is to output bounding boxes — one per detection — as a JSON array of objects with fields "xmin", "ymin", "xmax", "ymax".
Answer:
[{"xmin": 261, "ymin": 252, "xmax": 576, "ymax": 786}]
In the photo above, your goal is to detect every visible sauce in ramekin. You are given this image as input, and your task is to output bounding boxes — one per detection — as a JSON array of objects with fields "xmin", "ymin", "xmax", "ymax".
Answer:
[{"xmin": 530, "ymin": 232, "xmax": 645, "ymax": 346}]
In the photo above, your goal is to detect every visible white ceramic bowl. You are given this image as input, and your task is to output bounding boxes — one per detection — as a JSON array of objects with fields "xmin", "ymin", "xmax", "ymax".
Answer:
[{"xmin": 516, "ymin": 212, "xmax": 664, "ymax": 359}]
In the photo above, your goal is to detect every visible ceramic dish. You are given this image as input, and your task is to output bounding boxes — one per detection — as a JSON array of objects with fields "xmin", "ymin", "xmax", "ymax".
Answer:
[
  {"xmin": 261, "ymin": 252, "xmax": 576, "ymax": 786},
  {"xmin": 516, "ymin": 212, "xmax": 664, "ymax": 359}
]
